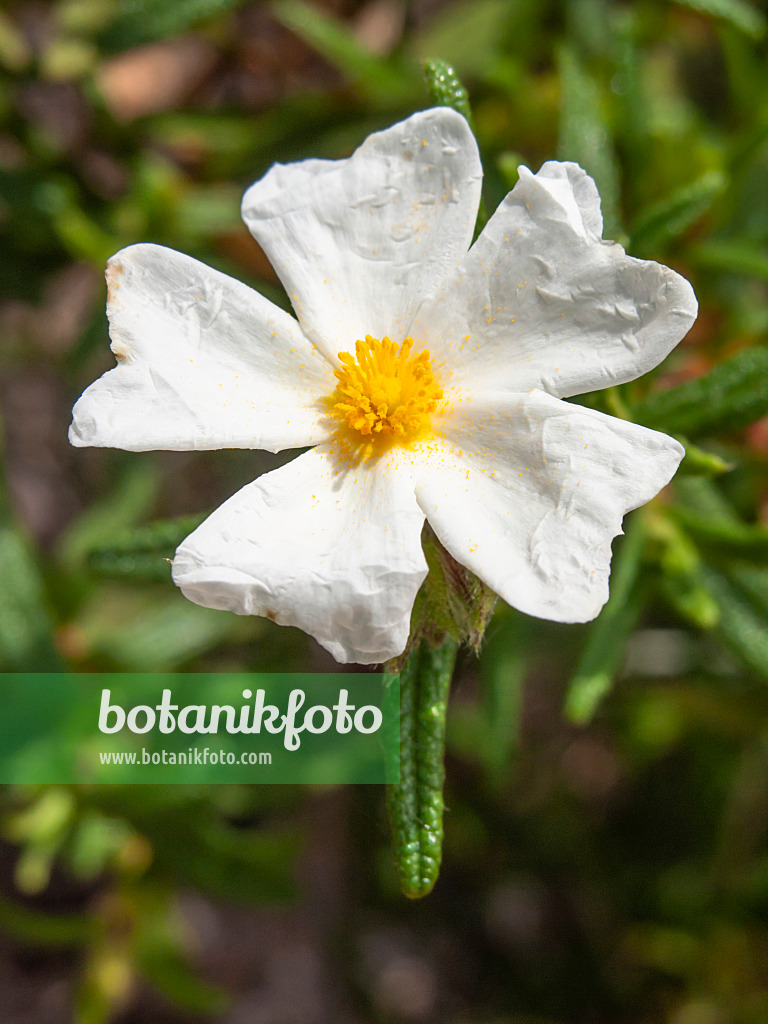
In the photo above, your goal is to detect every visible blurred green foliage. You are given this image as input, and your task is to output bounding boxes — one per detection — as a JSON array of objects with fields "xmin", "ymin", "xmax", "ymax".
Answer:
[{"xmin": 1, "ymin": 0, "xmax": 768, "ymax": 1020}]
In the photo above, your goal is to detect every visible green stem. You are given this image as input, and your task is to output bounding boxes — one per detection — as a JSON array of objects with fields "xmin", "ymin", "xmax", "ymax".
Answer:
[{"xmin": 385, "ymin": 635, "xmax": 458, "ymax": 899}]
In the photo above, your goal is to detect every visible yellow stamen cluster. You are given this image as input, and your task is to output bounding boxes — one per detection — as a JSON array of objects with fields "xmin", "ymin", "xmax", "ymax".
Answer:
[{"xmin": 332, "ymin": 335, "xmax": 443, "ymax": 457}]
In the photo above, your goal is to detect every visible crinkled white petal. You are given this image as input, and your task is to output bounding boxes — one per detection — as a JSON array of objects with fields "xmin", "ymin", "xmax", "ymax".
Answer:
[
  {"xmin": 70, "ymin": 244, "xmax": 335, "ymax": 453},
  {"xmin": 412, "ymin": 161, "xmax": 698, "ymax": 399},
  {"xmin": 415, "ymin": 390, "xmax": 683, "ymax": 622},
  {"xmin": 171, "ymin": 445, "xmax": 428, "ymax": 664},
  {"xmin": 241, "ymin": 107, "xmax": 482, "ymax": 363}
]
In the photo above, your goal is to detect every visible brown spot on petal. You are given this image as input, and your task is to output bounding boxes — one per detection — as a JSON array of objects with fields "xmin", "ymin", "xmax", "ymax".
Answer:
[
  {"xmin": 111, "ymin": 341, "xmax": 131, "ymax": 362},
  {"xmin": 105, "ymin": 260, "xmax": 123, "ymax": 305}
]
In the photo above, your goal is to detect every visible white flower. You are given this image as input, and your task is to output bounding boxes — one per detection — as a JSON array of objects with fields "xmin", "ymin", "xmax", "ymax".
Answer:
[{"xmin": 70, "ymin": 108, "xmax": 697, "ymax": 665}]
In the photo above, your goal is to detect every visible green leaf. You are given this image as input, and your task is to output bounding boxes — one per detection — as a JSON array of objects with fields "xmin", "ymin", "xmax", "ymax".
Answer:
[
  {"xmin": 676, "ymin": 438, "xmax": 732, "ymax": 476},
  {"xmin": 85, "ymin": 514, "xmax": 207, "ymax": 582},
  {"xmin": 153, "ymin": 820, "xmax": 299, "ymax": 904},
  {"xmin": 700, "ymin": 565, "xmax": 768, "ymax": 679},
  {"xmin": 725, "ymin": 561, "xmax": 768, "ymax": 618},
  {"xmin": 612, "ymin": 9, "xmax": 649, "ymax": 156},
  {"xmin": 100, "ymin": 0, "xmax": 246, "ymax": 49},
  {"xmin": 37, "ymin": 179, "xmax": 122, "ymax": 267},
  {"xmin": 557, "ymin": 45, "xmax": 622, "ymax": 240},
  {"xmin": 670, "ymin": 505, "xmax": 768, "ymax": 562},
  {"xmin": 57, "ymin": 463, "xmax": 162, "ymax": 573},
  {"xmin": 423, "ymin": 60, "xmax": 487, "ymax": 238},
  {"xmin": 271, "ymin": 0, "xmax": 417, "ymax": 102},
  {"xmin": 423, "ymin": 59, "xmax": 473, "ymax": 124},
  {"xmin": 479, "ymin": 641, "xmax": 526, "ymax": 776},
  {"xmin": 671, "ymin": 0, "xmax": 766, "ymax": 40},
  {"xmin": 629, "ymin": 171, "xmax": 726, "ymax": 254},
  {"xmin": 655, "ymin": 480, "xmax": 768, "ymax": 661},
  {"xmin": 674, "ymin": 475, "xmax": 742, "ymax": 524},
  {"xmin": 140, "ymin": 947, "xmax": 227, "ymax": 1014},
  {"xmin": 651, "ymin": 514, "xmax": 720, "ymax": 629},
  {"xmin": 91, "ymin": 788, "xmax": 300, "ymax": 903},
  {"xmin": 566, "ymin": 0, "xmax": 613, "ymax": 57},
  {"xmin": 669, "ymin": 473, "xmax": 768, "ymax": 563},
  {"xmin": 0, "ymin": 894, "xmax": 91, "ymax": 948},
  {"xmin": 634, "ymin": 346, "xmax": 768, "ymax": 437},
  {"xmin": 565, "ymin": 514, "xmax": 646, "ymax": 724},
  {"xmin": 135, "ymin": 890, "xmax": 226, "ymax": 1016},
  {"xmin": 5, "ymin": 789, "xmax": 75, "ymax": 893},
  {"xmin": 0, "ymin": 514, "xmax": 61, "ymax": 670},
  {"xmin": 386, "ymin": 637, "xmax": 457, "ymax": 899},
  {"xmin": 691, "ymin": 240, "xmax": 768, "ymax": 282}
]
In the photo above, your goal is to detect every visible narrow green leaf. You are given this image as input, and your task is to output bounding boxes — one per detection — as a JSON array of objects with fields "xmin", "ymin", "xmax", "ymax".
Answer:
[
  {"xmin": 613, "ymin": 10, "xmax": 649, "ymax": 156},
  {"xmin": 651, "ymin": 514, "xmax": 720, "ymax": 629},
  {"xmin": 700, "ymin": 565, "xmax": 768, "ymax": 679},
  {"xmin": 100, "ymin": 0, "xmax": 246, "ymax": 49},
  {"xmin": 677, "ymin": 438, "xmax": 732, "ymax": 476},
  {"xmin": 387, "ymin": 636, "xmax": 457, "ymax": 899},
  {"xmin": 634, "ymin": 346, "xmax": 768, "ymax": 437},
  {"xmin": 423, "ymin": 60, "xmax": 487, "ymax": 237},
  {"xmin": 482, "ymin": 648, "xmax": 525, "ymax": 774},
  {"xmin": 58, "ymin": 463, "xmax": 161, "ymax": 572},
  {"xmin": 423, "ymin": 59, "xmax": 473, "ymax": 124},
  {"xmin": 557, "ymin": 45, "xmax": 622, "ymax": 239},
  {"xmin": 153, "ymin": 820, "xmax": 299, "ymax": 904},
  {"xmin": 719, "ymin": 17, "xmax": 767, "ymax": 112},
  {"xmin": 674, "ymin": 476, "xmax": 742, "ymax": 524},
  {"xmin": 85, "ymin": 514, "xmax": 207, "ymax": 582},
  {"xmin": 725, "ymin": 561, "xmax": 768, "ymax": 618},
  {"xmin": 0, "ymin": 520, "xmax": 61, "ymax": 670},
  {"xmin": 0, "ymin": 895, "xmax": 91, "ymax": 948},
  {"xmin": 565, "ymin": 514, "xmax": 645, "ymax": 724},
  {"xmin": 86, "ymin": 550, "xmax": 172, "ymax": 583},
  {"xmin": 671, "ymin": 507, "xmax": 768, "ymax": 560},
  {"xmin": 691, "ymin": 240, "xmax": 768, "ymax": 282},
  {"xmin": 36, "ymin": 179, "xmax": 122, "ymax": 266},
  {"xmin": 271, "ymin": 0, "xmax": 417, "ymax": 102},
  {"xmin": 566, "ymin": 0, "xmax": 613, "ymax": 56},
  {"xmin": 139, "ymin": 946, "xmax": 226, "ymax": 1014},
  {"xmin": 629, "ymin": 171, "xmax": 726, "ymax": 254},
  {"xmin": 672, "ymin": 0, "xmax": 766, "ymax": 40}
]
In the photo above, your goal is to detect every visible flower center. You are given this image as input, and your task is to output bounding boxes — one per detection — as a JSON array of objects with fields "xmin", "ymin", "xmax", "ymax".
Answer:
[{"xmin": 331, "ymin": 335, "xmax": 443, "ymax": 457}]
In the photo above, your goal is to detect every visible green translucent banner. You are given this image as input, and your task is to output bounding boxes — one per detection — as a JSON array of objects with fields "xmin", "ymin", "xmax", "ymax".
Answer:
[{"xmin": 0, "ymin": 674, "xmax": 399, "ymax": 784}]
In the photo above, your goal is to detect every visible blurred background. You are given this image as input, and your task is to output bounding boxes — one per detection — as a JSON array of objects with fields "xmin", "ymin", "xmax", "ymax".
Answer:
[{"xmin": 2, "ymin": 0, "xmax": 768, "ymax": 1020}]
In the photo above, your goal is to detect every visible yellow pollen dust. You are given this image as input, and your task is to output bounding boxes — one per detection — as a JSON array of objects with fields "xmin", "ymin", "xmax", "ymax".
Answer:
[{"xmin": 332, "ymin": 335, "xmax": 443, "ymax": 458}]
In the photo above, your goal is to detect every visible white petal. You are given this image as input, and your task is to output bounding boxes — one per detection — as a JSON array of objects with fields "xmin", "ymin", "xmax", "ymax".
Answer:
[
  {"xmin": 70, "ymin": 244, "xmax": 335, "ymax": 453},
  {"xmin": 241, "ymin": 107, "xmax": 482, "ymax": 363},
  {"xmin": 172, "ymin": 446, "xmax": 427, "ymax": 664},
  {"xmin": 416, "ymin": 390, "xmax": 683, "ymax": 622},
  {"xmin": 412, "ymin": 161, "xmax": 697, "ymax": 399}
]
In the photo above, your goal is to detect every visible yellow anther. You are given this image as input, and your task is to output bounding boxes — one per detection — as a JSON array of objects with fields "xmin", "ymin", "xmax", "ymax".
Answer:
[{"xmin": 331, "ymin": 335, "xmax": 443, "ymax": 459}]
